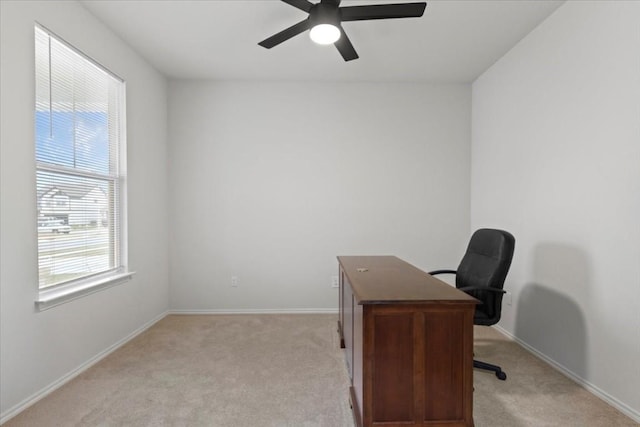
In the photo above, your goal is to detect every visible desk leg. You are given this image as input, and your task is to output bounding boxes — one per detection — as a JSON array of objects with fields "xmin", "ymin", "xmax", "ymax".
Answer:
[{"xmin": 349, "ymin": 386, "xmax": 363, "ymax": 427}]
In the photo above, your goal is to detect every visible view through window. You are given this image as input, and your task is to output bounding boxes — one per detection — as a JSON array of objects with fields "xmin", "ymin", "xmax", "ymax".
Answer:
[{"xmin": 35, "ymin": 25, "xmax": 126, "ymax": 290}]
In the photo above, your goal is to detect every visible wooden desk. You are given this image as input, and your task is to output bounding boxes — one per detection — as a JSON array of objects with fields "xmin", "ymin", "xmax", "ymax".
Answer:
[{"xmin": 338, "ymin": 256, "xmax": 478, "ymax": 427}]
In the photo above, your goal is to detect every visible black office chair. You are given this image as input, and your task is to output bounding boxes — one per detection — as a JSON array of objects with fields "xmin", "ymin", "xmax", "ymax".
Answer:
[{"xmin": 430, "ymin": 228, "xmax": 515, "ymax": 380}]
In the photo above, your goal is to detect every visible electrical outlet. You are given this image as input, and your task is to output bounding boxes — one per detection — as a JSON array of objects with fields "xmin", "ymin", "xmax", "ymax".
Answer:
[
  {"xmin": 231, "ymin": 276, "xmax": 238, "ymax": 287},
  {"xmin": 505, "ymin": 291, "xmax": 512, "ymax": 306},
  {"xmin": 331, "ymin": 276, "xmax": 339, "ymax": 288}
]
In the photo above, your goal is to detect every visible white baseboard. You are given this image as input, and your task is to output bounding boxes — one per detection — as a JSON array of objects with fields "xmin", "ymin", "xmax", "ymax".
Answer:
[
  {"xmin": 0, "ymin": 310, "xmax": 168, "ymax": 425},
  {"xmin": 168, "ymin": 308, "xmax": 339, "ymax": 315},
  {"xmin": 494, "ymin": 325, "xmax": 640, "ymax": 423}
]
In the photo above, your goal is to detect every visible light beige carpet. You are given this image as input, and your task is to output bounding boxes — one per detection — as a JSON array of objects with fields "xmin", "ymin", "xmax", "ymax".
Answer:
[{"xmin": 4, "ymin": 314, "xmax": 637, "ymax": 426}]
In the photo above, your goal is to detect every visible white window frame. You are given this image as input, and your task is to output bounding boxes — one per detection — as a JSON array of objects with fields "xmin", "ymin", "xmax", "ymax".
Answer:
[{"xmin": 34, "ymin": 24, "xmax": 133, "ymax": 311}]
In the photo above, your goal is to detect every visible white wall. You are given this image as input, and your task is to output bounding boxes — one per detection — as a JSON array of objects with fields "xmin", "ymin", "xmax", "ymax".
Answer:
[
  {"xmin": 0, "ymin": 0, "xmax": 170, "ymax": 420},
  {"xmin": 471, "ymin": 1, "xmax": 640, "ymax": 419},
  {"xmin": 168, "ymin": 82, "xmax": 471, "ymax": 310}
]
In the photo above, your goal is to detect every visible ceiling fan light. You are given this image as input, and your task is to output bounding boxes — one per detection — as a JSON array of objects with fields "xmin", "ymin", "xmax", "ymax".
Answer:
[{"xmin": 309, "ymin": 24, "xmax": 340, "ymax": 45}]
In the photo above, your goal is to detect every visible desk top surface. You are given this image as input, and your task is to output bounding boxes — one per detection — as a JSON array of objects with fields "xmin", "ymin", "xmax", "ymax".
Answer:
[{"xmin": 338, "ymin": 255, "xmax": 478, "ymax": 305}]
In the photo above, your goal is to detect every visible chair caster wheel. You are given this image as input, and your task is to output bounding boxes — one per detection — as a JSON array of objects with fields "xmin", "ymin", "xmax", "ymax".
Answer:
[{"xmin": 496, "ymin": 371, "xmax": 507, "ymax": 380}]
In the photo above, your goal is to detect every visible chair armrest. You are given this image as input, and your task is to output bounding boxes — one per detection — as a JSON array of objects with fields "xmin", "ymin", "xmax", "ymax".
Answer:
[
  {"xmin": 458, "ymin": 286, "xmax": 506, "ymax": 294},
  {"xmin": 428, "ymin": 269, "xmax": 457, "ymax": 276}
]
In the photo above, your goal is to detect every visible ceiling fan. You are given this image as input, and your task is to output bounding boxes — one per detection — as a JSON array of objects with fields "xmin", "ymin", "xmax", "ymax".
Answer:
[{"xmin": 258, "ymin": 0, "xmax": 427, "ymax": 62}]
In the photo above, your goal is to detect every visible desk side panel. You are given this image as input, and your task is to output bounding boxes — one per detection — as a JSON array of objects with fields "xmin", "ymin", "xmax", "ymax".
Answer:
[
  {"xmin": 363, "ymin": 304, "xmax": 474, "ymax": 427},
  {"xmin": 344, "ymin": 276, "xmax": 355, "ymax": 380},
  {"xmin": 339, "ymin": 267, "xmax": 345, "ymax": 348},
  {"xmin": 353, "ymin": 300, "xmax": 364, "ymax": 425}
]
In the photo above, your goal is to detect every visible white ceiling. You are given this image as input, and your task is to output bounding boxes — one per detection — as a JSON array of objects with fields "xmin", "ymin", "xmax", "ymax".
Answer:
[{"xmin": 81, "ymin": 0, "xmax": 564, "ymax": 83}]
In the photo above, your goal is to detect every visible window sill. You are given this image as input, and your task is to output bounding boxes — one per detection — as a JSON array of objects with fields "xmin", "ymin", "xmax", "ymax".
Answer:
[{"xmin": 35, "ymin": 271, "xmax": 135, "ymax": 311}]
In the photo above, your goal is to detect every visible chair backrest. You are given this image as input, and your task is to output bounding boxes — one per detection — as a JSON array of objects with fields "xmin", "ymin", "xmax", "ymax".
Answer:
[{"xmin": 456, "ymin": 228, "xmax": 515, "ymax": 325}]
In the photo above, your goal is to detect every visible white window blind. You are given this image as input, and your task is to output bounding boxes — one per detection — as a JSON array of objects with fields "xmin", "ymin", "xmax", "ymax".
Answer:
[{"xmin": 35, "ymin": 25, "xmax": 127, "ymax": 292}]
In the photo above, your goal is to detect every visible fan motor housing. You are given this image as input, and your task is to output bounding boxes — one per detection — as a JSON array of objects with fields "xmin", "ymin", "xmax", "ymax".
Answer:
[{"xmin": 309, "ymin": 2, "xmax": 341, "ymax": 28}]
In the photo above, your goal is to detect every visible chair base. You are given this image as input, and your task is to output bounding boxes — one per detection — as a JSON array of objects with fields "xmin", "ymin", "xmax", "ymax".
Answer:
[{"xmin": 474, "ymin": 359, "xmax": 507, "ymax": 380}]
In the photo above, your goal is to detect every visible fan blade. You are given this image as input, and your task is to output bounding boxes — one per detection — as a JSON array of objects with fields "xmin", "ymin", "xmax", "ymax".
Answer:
[
  {"xmin": 258, "ymin": 19, "xmax": 310, "ymax": 49},
  {"xmin": 282, "ymin": 0, "xmax": 314, "ymax": 13},
  {"xmin": 340, "ymin": 2, "xmax": 426, "ymax": 22},
  {"xmin": 335, "ymin": 27, "xmax": 358, "ymax": 61}
]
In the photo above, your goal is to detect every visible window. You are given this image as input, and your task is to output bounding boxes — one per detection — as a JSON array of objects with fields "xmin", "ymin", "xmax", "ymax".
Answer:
[{"xmin": 34, "ymin": 25, "xmax": 130, "ymax": 309}]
